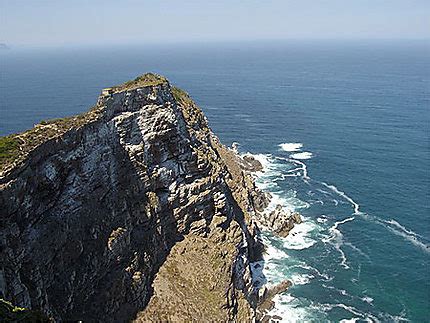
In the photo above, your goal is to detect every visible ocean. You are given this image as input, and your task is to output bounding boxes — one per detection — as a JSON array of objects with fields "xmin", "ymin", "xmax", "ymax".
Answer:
[{"xmin": 1, "ymin": 40, "xmax": 429, "ymax": 322}]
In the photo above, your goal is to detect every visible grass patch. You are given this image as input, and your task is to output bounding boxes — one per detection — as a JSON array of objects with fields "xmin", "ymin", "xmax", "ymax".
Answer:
[
  {"xmin": 0, "ymin": 136, "xmax": 20, "ymax": 167},
  {"xmin": 0, "ymin": 73, "xmax": 169, "ymax": 174},
  {"xmin": 0, "ymin": 105, "xmax": 103, "ymax": 174},
  {"xmin": 172, "ymin": 86, "xmax": 194, "ymax": 106},
  {"xmin": 112, "ymin": 73, "xmax": 168, "ymax": 92}
]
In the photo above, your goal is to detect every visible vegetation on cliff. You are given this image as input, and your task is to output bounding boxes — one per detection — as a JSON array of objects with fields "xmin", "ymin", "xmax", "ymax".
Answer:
[
  {"xmin": 0, "ymin": 136, "xmax": 19, "ymax": 169},
  {"xmin": 0, "ymin": 105, "xmax": 103, "ymax": 175},
  {"xmin": 172, "ymin": 86, "xmax": 193, "ymax": 105},
  {"xmin": 0, "ymin": 73, "xmax": 166, "ymax": 175},
  {"xmin": 0, "ymin": 299, "xmax": 49, "ymax": 322},
  {"xmin": 111, "ymin": 73, "xmax": 168, "ymax": 92}
]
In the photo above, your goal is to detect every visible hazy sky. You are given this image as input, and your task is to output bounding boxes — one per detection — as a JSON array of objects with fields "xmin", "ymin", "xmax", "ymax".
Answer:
[{"xmin": 1, "ymin": 0, "xmax": 429, "ymax": 46}]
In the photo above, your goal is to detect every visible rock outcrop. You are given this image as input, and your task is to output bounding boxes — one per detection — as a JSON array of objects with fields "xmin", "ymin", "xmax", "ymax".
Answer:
[
  {"xmin": 257, "ymin": 205, "xmax": 302, "ymax": 237},
  {"xmin": 237, "ymin": 154, "xmax": 264, "ymax": 173},
  {"xmin": 0, "ymin": 73, "xmax": 299, "ymax": 322}
]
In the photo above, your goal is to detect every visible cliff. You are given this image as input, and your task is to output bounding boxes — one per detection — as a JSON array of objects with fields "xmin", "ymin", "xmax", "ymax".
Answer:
[
  {"xmin": 0, "ymin": 74, "xmax": 300, "ymax": 322},
  {"xmin": 0, "ymin": 74, "xmax": 267, "ymax": 321}
]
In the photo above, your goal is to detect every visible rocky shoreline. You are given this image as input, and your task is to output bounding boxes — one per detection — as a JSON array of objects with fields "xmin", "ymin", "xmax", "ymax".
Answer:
[
  {"xmin": 237, "ymin": 153, "xmax": 303, "ymax": 239},
  {"xmin": 229, "ymin": 150, "xmax": 304, "ymax": 320}
]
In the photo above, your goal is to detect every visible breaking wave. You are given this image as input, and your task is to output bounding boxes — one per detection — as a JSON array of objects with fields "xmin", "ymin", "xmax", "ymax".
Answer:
[
  {"xmin": 320, "ymin": 182, "xmax": 361, "ymax": 215},
  {"xmin": 290, "ymin": 151, "xmax": 313, "ymax": 160},
  {"xmin": 244, "ymin": 143, "xmax": 422, "ymax": 321},
  {"xmin": 279, "ymin": 142, "xmax": 303, "ymax": 152},
  {"xmin": 383, "ymin": 220, "xmax": 430, "ymax": 254},
  {"xmin": 323, "ymin": 217, "xmax": 355, "ymax": 269},
  {"xmin": 283, "ymin": 221, "xmax": 319, "ymax": 250}
]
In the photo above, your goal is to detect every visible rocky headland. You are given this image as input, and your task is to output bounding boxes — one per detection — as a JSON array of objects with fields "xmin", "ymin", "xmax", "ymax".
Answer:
[{"xmin": 0, "ymin": 73, "xmax": 301, "ymax": 321}]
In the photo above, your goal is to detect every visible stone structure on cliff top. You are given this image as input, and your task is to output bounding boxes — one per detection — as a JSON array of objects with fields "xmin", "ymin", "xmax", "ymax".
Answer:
[{"xmin": 0, "ymin": 73, "xmax": 301, "ymax": 322}]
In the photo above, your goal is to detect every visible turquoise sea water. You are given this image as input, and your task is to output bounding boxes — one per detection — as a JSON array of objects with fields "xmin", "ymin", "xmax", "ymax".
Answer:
[{"xmin": 1, "ymin": 41, "xmax": 429, "ymax": 321}]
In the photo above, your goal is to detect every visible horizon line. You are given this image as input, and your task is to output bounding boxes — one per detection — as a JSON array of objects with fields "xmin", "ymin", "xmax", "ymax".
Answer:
[{"xmin": 2, "ymin": 37, "xmax": 430, "ymax": 50}]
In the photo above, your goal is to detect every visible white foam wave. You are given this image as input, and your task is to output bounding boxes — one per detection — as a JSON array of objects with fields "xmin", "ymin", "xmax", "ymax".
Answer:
[
  {"xmin": 336, "ymin": 245, "xmax": 349, "ymax": 269},
  {"xmin": 290, "ymin": 152, "xmax": 313, "ymax": 160},
  {"xmin": 268, "ymin": 297, "xmax": 380, "ymax": 323},
  {"xmin": 357, "ymin": 263, "xmax": 361, "ymax": 281},
  {"xmin": 364, "ymin": 214, "xmax": 430, "ymax": 254},
  {"xmin": 285, "ymin": 167, "xmax": 303, "ymax": 174},
  {"xmin": 340, "ymin": 319, "xmax": 360, "ymax": 323},
  {"xmin": 267, "ymin": 294, "xmax": 322, "ymax": 322},
  {"xmin": 317, "ymin": 216, "xmax": 328, "ymax": 223},
  {"xmin": 333, "ymin": 217, "xmax": 355, "ymax": 230},
  {"xmin": 287, "ymin": 158, "xmax": 310, "ymax": 180},
  {"xmin": 279, "ymin": 142, "xmax": 303, "ymax": 152},
  {"xmin": 344, "ymin": 242, "xmax": 371, "ymax": 260},
  {"xmin": 318, "ymin": 303, "xmax": 379, "ymax": 322},
  {"xmin": 321, "ymin": 284, "xmax": 352, "ymax": 297},
  {"xmin": 314, "ymin": 200, "xmax": 324, "ymax": 205},
  {"xmin": 290, "ymin": 273, "xmax": 314, "ymax": 285},
  {"xmin": 321, "ymin": 182, "xmax": 361, "ymax": 215},
  {"xmin": 256, "ymin": 181, "xmax": 279, "ymax": 191},
  {"xmin": 323, "ymin": 217, "xmax": 355, "ymax": 269},
  {"xmin": 282, "ymin": 173, "xmax": 301, "ymax": 178},
  {"xmin": 316, "ymin": 188, "xmax": 331, "ymax": 195},
  {"xmin": 247, "ymin": 153, "xmax": 285, "ymax": 191},
  {"xmin": 264, "ymin": 241, "xmax": 290, "ymax": 260},
  {"xmin": 296, "ymin": 263, "xmax": 332, "ymax": 281},
  {"xmin": 261, "ymin": 188, "xmax": 310, "ymax": 214},
  {"xmin": 361, "ymin": 296, "xmax": 374, "ymax": 304},
  {"xmin": 383, "ymin": 219, "xmax": 425, "ymax": 240},
  {"xmin": 380, "ymin": 312, "xmax": 410, "ymax": 322},
  {"xmin": 385, "ymin": 225, "xmax": 430, "ymax": 254},
  {"xmin": 283, "ymin": 221, "xmax": 318, "ymax": 250}
]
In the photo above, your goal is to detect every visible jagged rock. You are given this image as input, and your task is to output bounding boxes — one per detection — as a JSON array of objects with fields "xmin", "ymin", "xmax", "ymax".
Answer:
[
  {"xmin": 240, "ymin": 155, "xmax": 263, "ymax": 172},
  {"xmin": 257, "ymin": 280, "xmax": 292, "ymax": 321},
  {"xmin": 252, "ymin": 189, "xmax": 272, "ymax": 212},
  {"xmin": 257, "ymin": 204, "xmax": 302, "ymax": 237},
  {"xmin": 290, "ymin": 212, "xmax": 303, "ymax": 225}
]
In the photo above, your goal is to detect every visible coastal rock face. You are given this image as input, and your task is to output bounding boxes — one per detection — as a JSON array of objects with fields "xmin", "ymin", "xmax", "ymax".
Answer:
[
  {"xmin": 0, "ymin": 75, "xmax": 264, "ymax": 321},
  {"xmin": 231, "ymin": 153, "xmax": 302, "ymax": 238}
]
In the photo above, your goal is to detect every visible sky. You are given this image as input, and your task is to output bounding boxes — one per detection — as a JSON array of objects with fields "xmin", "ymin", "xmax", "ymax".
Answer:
[{"xmin": 0, "ymin": 0, "xmax": 429, "ymax": 46}]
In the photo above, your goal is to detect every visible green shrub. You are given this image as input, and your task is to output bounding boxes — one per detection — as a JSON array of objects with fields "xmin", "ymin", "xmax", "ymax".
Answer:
[
  {"xmin": 0, "ymin": 136, "xmax": 19, "ymax": 166},
  {"xmin": 113, "ymin": 73, "xmax": 168, "ymax": 92},
  {"xmin": 0, "ymin": 298, "xmax": 49, "ymax": 322}
]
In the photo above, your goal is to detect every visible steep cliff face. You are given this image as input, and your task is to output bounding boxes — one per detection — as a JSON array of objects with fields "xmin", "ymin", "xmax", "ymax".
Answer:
[{"xmin": 0, "ymin": 74, "xmax": 265, "ymax": 321}]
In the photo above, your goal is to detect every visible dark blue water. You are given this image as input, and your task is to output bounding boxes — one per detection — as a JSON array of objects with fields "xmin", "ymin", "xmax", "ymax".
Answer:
[{"xmin": 1, "ymin": 41, "xmax": 429, "ymax": 321}]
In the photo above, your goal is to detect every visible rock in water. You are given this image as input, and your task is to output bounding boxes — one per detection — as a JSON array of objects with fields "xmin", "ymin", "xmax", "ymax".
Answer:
[
  {"xmin": 256, "ymin": 204, "xmax": 302, "ymax": 237},
  {"xmin": 0, "ymin": 74, "xmax": 266, "ymax": 322},
  {"xmin": 240, "ymin": 155, "xmax": 264, "ymax": 172}
]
